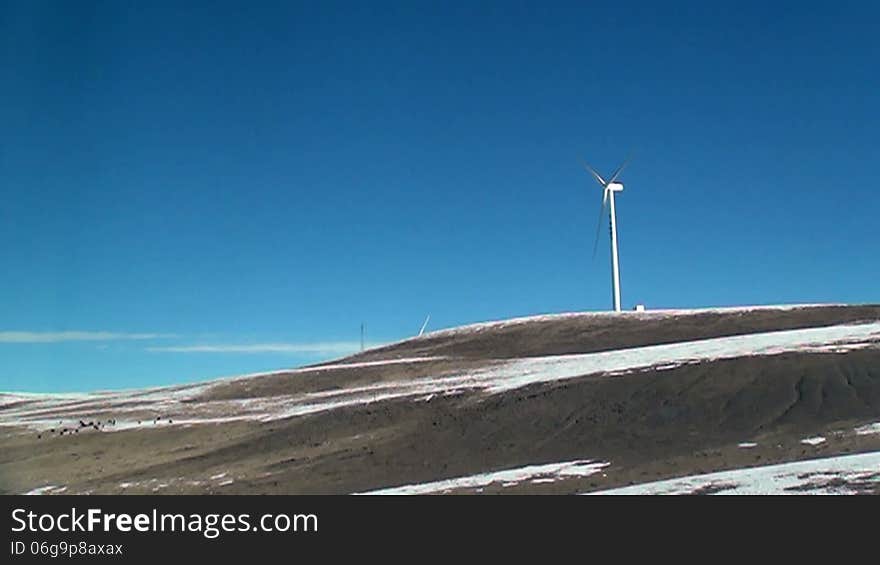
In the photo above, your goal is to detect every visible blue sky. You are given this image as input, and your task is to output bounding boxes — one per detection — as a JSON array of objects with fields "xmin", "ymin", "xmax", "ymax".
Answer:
[{"xmin": 2, "ymin": 1, "xmax": 878, "ymax": 392}]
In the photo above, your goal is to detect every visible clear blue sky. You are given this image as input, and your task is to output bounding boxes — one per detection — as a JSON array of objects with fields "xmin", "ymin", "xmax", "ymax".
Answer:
[{"xmin": 2, "ymin": 1, "xmax": 878, "ymax": 392}]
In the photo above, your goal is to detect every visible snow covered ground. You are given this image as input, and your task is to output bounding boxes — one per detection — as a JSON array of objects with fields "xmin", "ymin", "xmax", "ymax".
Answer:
[
  {"xmin": 357, "ymin": 460, "xmax": 610, "ymax": 494},
  {"xmin": 361, "ymin": 449, "xmax": 880, "ymax": 495},
  {"xmin": 475, "ymin": 321, "xmax": 880, "ymax": 393},
  {"xmin": 588, "ymin": 451, "xmax": 880, "ymax": 495},
  {"xmin": 854, "ymin": 422, "xmax": 880, "ymax": 436}
]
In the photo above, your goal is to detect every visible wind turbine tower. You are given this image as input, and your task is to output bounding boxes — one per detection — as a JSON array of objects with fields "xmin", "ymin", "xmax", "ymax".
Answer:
[{"xmin": 580, "ymin": 156, "xmax": 631, "ymax": 312}]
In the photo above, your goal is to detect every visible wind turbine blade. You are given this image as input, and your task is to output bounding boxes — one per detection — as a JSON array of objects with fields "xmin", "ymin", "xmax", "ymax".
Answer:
[
  {"xmin": 418, "ymin": 315, "xmax": 430, "ymax": 337},
  {"xmin": 591, "ymin": 189, "xmax": 609, "ymax": 261},
  {"xmin": 607, "ymin": 153, "xmax": 633, "ymax": 184},
  {"xmin": 579, "ymin": 157, "xmax": 606, "ymax": 186}
]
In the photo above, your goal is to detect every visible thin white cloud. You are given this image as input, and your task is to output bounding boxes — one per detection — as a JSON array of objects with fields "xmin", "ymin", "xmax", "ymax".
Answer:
[
  {"xmin": 0, "ymin": 331, "xmax": 175, "ymax": 343},
  {"xmin": 147, "ymin": 342, "xmax": 383, "ymax": 355}
]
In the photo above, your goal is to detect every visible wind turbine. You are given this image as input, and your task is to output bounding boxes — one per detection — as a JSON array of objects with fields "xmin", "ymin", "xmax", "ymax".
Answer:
[{"xmin": 580, "ymin": 156, "xmax": 631, "ymax": 312}]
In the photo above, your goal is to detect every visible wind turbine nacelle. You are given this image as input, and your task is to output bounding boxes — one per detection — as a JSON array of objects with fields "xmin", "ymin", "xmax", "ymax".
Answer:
[{"xmin": 607, "ymin": 182, "xmax": 624, "ymax": 192}]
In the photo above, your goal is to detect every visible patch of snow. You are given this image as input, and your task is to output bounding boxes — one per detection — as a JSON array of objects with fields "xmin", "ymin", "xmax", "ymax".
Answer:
[
  {"xmin": 22, "ymin": 485, "xmax": 66, "ymax": 495},
  {"xmin": 481, "ymin": 322, "xmax": 880, "ymax": 394},
  {"xmin": 738, "ymin": 442, "xmax": 758, "ymax": 448},
  {"xmin": 355, "ymin": 460, "xmax": 609, "ymax": 495},
  {"xmin": 855, "ymin": 422, "xmax": 880, "ymax": 436},
  {"xmin": 801, "ymin": 437, "xmax": 826, "ymax": 446},
  {"xmin": 588, "ymin": 451, "xmax": 880, "ymax": 495}
]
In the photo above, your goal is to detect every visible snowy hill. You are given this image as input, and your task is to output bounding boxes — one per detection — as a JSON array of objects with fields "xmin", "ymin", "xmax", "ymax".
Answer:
[{"xmin": 2, "ymin": 303, "xmax": 879, "ymax": 495}]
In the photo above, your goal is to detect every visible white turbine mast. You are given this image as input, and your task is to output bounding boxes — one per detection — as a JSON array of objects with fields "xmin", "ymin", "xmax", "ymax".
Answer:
[{"xmin": 580, "ymin": 156, "xmax": 631, "ymax": 312}]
